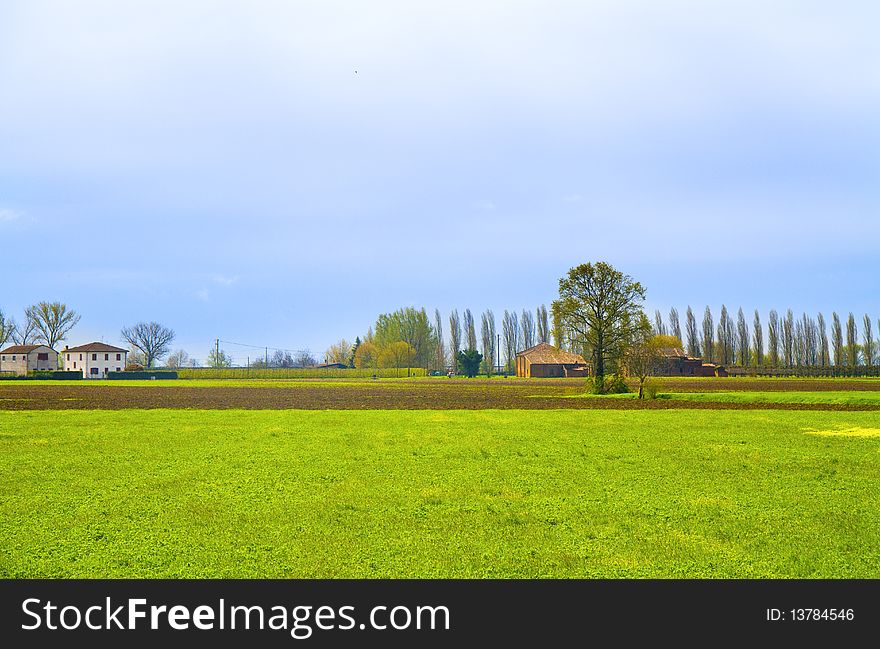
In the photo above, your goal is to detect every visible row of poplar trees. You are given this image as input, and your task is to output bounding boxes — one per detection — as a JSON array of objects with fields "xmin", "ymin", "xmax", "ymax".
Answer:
[{"xmin": 650, "ymin": 306, "xmax": 879, "ymax": 369}]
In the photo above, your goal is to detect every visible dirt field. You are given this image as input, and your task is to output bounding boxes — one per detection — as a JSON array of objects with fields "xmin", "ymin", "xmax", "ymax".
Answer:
[{"xmin": 2, "ymin": 378, "xmax": 880, "ymax": 411}]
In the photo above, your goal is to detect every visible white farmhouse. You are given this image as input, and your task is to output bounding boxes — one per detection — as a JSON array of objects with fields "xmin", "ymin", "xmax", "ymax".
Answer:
[
  {"xmin": 63, "ymin": 343, "xmax": 128, "ymax": 378},
  {"xmin": 0, "ymin": 345, "xmax": 59, "ymax": 375}
]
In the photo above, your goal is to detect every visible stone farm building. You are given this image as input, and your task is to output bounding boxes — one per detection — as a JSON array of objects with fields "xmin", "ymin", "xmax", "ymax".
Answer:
[
  {"xmin": 0, "ymin": 345, "xmax": 59, "ymax": 376},
  {"xmin": 515, "ymin": 342, "xmax": 590, "ymax": 378},
  {"xmin": 63, "ymin": 342, "xmax": 128, "ymax": 378},
  {"xmin": 655, "ymin": 347, "xmax": 728, "ymax": 377}
]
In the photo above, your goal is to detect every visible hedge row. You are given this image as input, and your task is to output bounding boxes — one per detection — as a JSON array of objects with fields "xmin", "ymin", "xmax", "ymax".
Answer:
[{"xmin": 176, "ymin": 367, "xmax": 428, "ymax": 379}]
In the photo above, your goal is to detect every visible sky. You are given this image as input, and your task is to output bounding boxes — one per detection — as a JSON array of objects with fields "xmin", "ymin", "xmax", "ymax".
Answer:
[{"xmin": 1, "ymin": 0, "xmax": 878, "ymax": 363}]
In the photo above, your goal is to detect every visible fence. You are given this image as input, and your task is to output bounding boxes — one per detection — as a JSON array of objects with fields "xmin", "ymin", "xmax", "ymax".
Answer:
[{"xmin": 726, "ymin": 366, "xmax": 880, "ymax": 378}]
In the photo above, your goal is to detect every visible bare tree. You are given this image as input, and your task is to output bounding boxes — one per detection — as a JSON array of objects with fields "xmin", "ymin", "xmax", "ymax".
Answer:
[
  {"xmin": 702, "ymin": 306, "xmax": 714, "ymax": 363},
  {"xmin": 165, "ymin": 349, "xmax": 190, "ymax": 369},
  {"xmin": 434, "ymin": 309, "xmax": 446, "ymax": 372},
  {"xmin": 206, "ymin": 346, "xmax": 233, "ymax": 368},
  {"xmin": 717, "ymin": 305, "xmax": 730, "ymax": 365},
  {"xmin": 521, "ymin": 309, "xmax": 535, "ymax": 350},
  {"xmin": 120, "ymin": 322, "xmax": 175, "ymax": 368},
  {"xmin": 25, "ymin": 302, "xmax": 80, "ymax": 349},
  {"xmin": 831, "ymin": 312, "xmax": 843, "ymax": 367},
  {"xmin": 294, "ymin": 349, "xmax": 317, "ymax": 368},
  {"xmin": 480, "ymin": 310, "xmax": 496, "ymax": 375},
  {"xmin": 752, "ymin": 310, "xmax": 763, "ymax": 366},
  {"xmin": 0, "ymin": 309, "xmax": 15, "ymax": 349},
  {"xmin": 803, "ymin": 314, "xmax": 818, "ymax": 366},
  {"xmin": 767, "ymin": 309, "xmax": 779, "ymax": 367},
  {"xmin": 863, "ymin": 314, "xmax": 875, "ymax": 366},
  {"xmin": 725, "ymin": 306, "xmax": 737, "ymax": 365},
  {"xmin": 551, "ymin": 306, "xmax": 565, "ymax": 349},
  {"xmin": 668, "ymin": 307, "xmax": 682, "ymax": 344},
  {"xmin": 464, "ymin": 309, "xmax": 477, "ymax": 351},
  {"xmin": 792, "ymin": 318, "xmax": 807, "ymax": 367},
  {"xmin": 501, "ymin": 310, "xmax": 519, "ymax": 373},
  {"xmin": 782, "ymin": 309, "xmax": 794, "ymax": 368},
  {"xmin": 685, "ymin": 306, "xmax": 700, "ymax": 357},
  {"xmin": 846, "ymin": 313, "xmax": 858, "ymax": 367},
  {"xmin": 12, "ymin": 316, "xmax": 37, "ymax": 345},
  {"xmin": 536, "ymin": 305, "xmax": 549, "ymax": 343},
  {"xmin": 817, "ymin": 313, "xmax": 829, "ymax": 367},
  {"xmin": 448, "ymin": 309, "xmax": 461, "ymax": 361},
  {"xmin": 736, "ymin": 308, "xmax": 749, "ymax": 366},
  {"xmin": 654, "ymin": 310, "xmax": 667, "ymax": 336}
]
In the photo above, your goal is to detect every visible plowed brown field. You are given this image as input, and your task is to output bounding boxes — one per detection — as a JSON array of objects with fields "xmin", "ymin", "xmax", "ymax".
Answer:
[{"xmin": 2, "ymin": 378, "xmax": 879, "ymax": 411}]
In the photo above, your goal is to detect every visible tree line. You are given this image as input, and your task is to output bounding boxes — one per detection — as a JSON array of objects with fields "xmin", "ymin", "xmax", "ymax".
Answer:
[
  {"xmin": 322, "ymin": 305, "xmax": 554, "ymax": 377},
  {"xmin": 650, "ymin": 306, "xmax": 880, "ymax": 370}
]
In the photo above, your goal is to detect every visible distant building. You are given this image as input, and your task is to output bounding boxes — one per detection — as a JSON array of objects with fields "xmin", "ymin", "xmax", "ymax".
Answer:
[
  {"xmin": 655, "ymin": 347, "xmax": 727, "ymax": 377},
  {"xmin": 316, "ymin": 363, "xmax": 348, "ymax": 370},
  {"xmin": 0, "ymin": 345, "xmax": 59, "ymax": 375},
  {"xmin": 515, "ymin": 342, "xmax": 590, "ymax": 378},
  {"xmin": 63, "ymin": 343, "xmax": 128, "ymax": 378}
]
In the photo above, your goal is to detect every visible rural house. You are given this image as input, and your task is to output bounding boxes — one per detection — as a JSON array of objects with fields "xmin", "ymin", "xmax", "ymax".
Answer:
[
  {"xmin": 63, "ymin": 343, "xmax": 128, "ymax": 378},
  {"xmin": 0, "ymin": 345, "xmax": 59, "ymax": 375},
  {"xmin": 515, "ymin": 342, "xmax": 590, "ymax": 378}
]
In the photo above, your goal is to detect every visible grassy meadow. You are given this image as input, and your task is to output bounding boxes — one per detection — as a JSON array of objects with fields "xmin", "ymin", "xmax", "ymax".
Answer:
[{"xmin": 2, "ymin": 407, "xmax": 879, "ymax": 578}]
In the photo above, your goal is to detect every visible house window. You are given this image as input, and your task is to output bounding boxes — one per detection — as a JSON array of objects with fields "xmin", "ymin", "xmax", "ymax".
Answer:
[
  {"xmin": 79, "ymin": 354, "xmax": 82, "ymax": 361},
  {"xmin": 11, "ymin": 356, "xmax": 15, "ymax": 361},
  {"xmin": 92, "ymin": 354, "xmax": 97, "ymax": 361},
  {"xmin": 116, "ymin": 354, "xmax": 121, "ymax": 361},
  {"xmin": 105, "ymin": 353, "xmax": 109, "ymax": 360},
  {"xmin": 104, "ymin": 368, "xmax": 109, "ymax": 374},
  {"xmin": 1, "ymin": 356, "xmax": 4, "ymax": 361},
  {"xmin": 90, "ymin": 367, "xmax": 99, "ymax": 375},
  {"xmin": 116, "ymin": 367, "xmax": 121, "ymax": 372},
  {"xmin": 74, "ymin": 362, "xmax": 77, "ymax": 369},
  {"xmin": 67, "ymin": 354, "xmax": 70, "ymax": 361},
  {"xmin": 38, "ymin": 353, "xmax": 49, "ymax": 361}
]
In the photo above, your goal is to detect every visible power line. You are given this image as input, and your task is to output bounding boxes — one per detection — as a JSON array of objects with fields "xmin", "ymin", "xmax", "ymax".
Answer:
[{"xmin": 218, "ymin": 339, "xmax": 311, "ymax": 354}]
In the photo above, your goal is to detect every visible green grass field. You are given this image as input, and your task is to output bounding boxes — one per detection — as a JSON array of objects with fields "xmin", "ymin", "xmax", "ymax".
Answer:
[
  {"xmin": 593, "ymin": 391, "xmax": 880, "ymax": 406},
  {"xmin": 2, "ymin": 408, "xmax": 878, "ymax": 578}
]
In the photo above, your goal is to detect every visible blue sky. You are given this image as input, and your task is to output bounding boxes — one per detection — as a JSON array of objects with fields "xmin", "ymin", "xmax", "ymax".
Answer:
[{"xmin": 1, "ymin": 1, "xmax": 878, "ymax": 363}]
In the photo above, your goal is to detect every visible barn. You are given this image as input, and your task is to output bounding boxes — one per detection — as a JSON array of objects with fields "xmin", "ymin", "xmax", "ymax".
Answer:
[{"xmin": 515, "ymin": 342, "xmax": 590, "ymax": 378}]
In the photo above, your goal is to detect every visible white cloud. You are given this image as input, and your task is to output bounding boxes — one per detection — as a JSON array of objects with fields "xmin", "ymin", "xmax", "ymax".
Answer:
[
  {"xmin": 195, "ymin": 288, "xmax": 210, "ymax": 302},
  {"xmin": 0, "ymin": 209, "xmax": 21, "ymax": 222},
  {"xmin": 472, "ymin": 200, "xmax": 496, "ymax": 211},
  {"xmin": 211, "ymin": 274, "xmax": 239, "ymax": 286}
]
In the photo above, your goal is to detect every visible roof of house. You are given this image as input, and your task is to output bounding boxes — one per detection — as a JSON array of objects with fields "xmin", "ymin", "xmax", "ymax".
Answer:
[
  {"xmin": 0, "ymin": 344, "xmax": 54, "ymax": 355},
  {"xmin": 658, "ymin": 347, "xmax": 688, "ymax": 358},
  {"xmin": 64, "ymin": 342, "xmax": 128, "ymax": 353},
  {"xmin": 515, "ymin": 342, "xmax": 587, "ymax": 365}
]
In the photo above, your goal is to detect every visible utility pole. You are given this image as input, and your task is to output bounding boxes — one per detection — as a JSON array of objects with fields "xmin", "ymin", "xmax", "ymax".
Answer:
[
  {"xmin": 265, "ymin": 347, "xmax": 269, "ymax": 368},
  {"xmin": 215, "ymin": 339, "xmax": 219, "ymax": 366}
]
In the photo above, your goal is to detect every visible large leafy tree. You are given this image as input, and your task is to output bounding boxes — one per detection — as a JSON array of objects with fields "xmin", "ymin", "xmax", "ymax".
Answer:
[
  {"xmin": 551, "ymin": 261, "xmax": 646, "ymax": 391},
  {"xmin": 374, "ymin": 307, "xmax": 437, "ymax": 375},
  {"xmin": 25, "ymin": 301, "xmax": 80, "ymax": 349}
]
